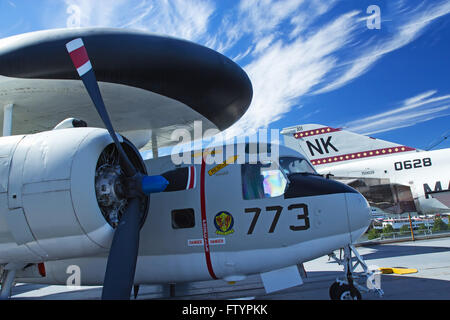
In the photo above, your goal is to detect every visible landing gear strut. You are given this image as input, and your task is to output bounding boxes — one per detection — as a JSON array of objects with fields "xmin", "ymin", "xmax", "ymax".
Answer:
[
  {"xmin": 0, "ymin": 269, "xmax": 16, "ymax": 299},
  {"xmin": 328, "ymin": 245, "xmax": 383, "ymax": 300}
]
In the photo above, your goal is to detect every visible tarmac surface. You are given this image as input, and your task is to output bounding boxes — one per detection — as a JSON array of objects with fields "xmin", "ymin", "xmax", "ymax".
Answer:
[{"xmin": 10, "ymin": 237, "xmax": 450, "ymax": 300}]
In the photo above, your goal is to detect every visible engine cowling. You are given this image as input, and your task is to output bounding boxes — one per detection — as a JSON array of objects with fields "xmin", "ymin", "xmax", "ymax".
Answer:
[{"xmin": 0, "ymin": 128, "xmax": 143, "ymax": 263}]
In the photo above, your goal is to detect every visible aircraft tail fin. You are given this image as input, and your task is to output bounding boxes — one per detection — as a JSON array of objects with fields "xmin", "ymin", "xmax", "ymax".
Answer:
[{"xmin": 281, "ymin": 124, "xmax": 417, "ymax": 168}]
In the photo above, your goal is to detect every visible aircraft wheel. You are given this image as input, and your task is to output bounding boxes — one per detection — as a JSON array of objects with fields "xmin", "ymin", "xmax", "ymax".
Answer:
[
  {"xmin": 329, "ymin": 282, "xmax": 362, "ymax": 300},
  {"xmin": 329, "ymin": 282, "xmax": 340, "ymax": 300}
]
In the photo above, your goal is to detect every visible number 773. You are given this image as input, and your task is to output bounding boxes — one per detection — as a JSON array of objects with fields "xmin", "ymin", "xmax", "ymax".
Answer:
[{"xmin": 244, "ymin": 204, "xmax": 310, "ymax": 235}]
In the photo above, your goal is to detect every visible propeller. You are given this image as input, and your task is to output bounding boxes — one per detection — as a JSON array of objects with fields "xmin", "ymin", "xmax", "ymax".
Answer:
[{"xmin": 66, "ymin": 38, "xmax": 168, "ymax": 299}]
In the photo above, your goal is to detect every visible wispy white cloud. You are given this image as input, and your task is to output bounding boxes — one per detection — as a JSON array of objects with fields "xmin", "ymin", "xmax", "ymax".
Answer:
[
  {"xmin": 205, "ymin": 0, "xmax": 313, "ymax": 56},
  {"xmin": 344, "ymin": 90, "xmax": 450, "ymax": 135},
  {"xmin": 64, "ymin": 0, "xmax": 215, "ymax": 42},
  {"xmin": 225, "ymin": 0, "xmax": 450, "ymax": 136},
  {"xmin": 120, "ymin": 1, "xmax": 153, "ymax": 29},
  {"xmin": 253, "ymin": 34, "xmax": 276, "ymax": 55},
  {"xmin": 238, "ymin": 0, "xmax": 305, "ymax": 37},
  {"xmin": 231, "ymin": 46, "xmax": 253, "ymax": 62},
  {"xmin": 224, "ymin": 10, "xmax": 359, "ymax": 136},
  {"xmin": 314, "ymin": 0, "xmax": 450, "ymax": 94},
  {"xmin": 64, "ymin": 0, "xmax": 127, "ymax": 28},
  {"xmin": 133, "ymin": 0, "xmax": 215, "ymax": 41},
  {"xmin": 289, "ymin": 0, "xmax": 338, "ymax": 39},
  {"xmin": 54, "ymin": 0, "xmax": 450, "ymax": 138}
]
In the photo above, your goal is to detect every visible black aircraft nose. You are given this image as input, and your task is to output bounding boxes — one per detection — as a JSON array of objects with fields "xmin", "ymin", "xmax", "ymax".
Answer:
[{"xmin": 284, "ymin": 173, "xmax": 358, "ymax": 199}]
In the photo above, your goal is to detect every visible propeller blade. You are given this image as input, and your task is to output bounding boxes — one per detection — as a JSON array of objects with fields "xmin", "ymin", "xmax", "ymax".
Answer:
[
  {"xmin": 102, "ymin": 197, "xmax": 141, "ymax": 300},
  {"xmin": 66, "ymin": 38, "xmax": 136, "ymax": 177},
  {"xmin": 65, "ymin": 38, "xmax": 170, "ymax": 300}
]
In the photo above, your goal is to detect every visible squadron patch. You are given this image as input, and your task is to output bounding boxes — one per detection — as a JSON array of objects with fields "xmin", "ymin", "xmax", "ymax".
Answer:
[{"xmin": 214, "ymin": 211, "xmax": 235, "ymax": 235}]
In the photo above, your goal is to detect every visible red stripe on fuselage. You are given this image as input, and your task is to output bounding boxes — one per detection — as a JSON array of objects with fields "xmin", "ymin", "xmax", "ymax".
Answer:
[
  {"xmin": 69, "ymin": 46, "xmax": 90, "ymax": 69},
  {"xmin": 200, "ymin": 158, "xmax": 218, "ymax": 280}
]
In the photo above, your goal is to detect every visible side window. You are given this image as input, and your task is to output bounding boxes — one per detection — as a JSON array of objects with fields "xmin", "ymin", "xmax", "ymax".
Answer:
[
  {"xmin": 171, "ymin": 209, "xmax": 195, "ymax": 229},
  {"xmin": 242, "ymin": 163, "xmax": 287, "ymax": 200}
]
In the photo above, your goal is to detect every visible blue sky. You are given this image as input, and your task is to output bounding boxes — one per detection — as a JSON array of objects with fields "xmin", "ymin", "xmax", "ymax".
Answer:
[{"xmin": 1, "ymin": 0, "xmax": 450, "ymax": 151}]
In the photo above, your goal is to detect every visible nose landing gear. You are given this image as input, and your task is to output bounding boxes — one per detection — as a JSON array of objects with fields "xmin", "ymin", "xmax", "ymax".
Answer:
[{"xmin": 328, "ymin": 245, "xmax": 384, "ymax": 300}]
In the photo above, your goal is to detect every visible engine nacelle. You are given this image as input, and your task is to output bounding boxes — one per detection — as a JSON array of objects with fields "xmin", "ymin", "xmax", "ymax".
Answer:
[{"xmin": 0, "ymin": 128, "xmax": 137, "ymax": 264}]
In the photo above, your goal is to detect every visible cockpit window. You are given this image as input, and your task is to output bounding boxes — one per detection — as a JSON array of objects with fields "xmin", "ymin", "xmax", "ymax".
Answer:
[
  {"xmin": 242, "ymin": 162, "xmax": 288, "ymax": 200},
  {"xmin": 279, "ymin": 157, "xmax": 317, "ymax": 175}
]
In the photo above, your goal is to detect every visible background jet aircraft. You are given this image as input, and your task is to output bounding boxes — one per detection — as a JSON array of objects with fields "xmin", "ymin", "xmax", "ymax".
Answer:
[
  {"xmin": 0, "ymin": 29, "xmax": 374, "ymax": 300},
  {"xmin": 282, "ymin": 124, "xmax": 450, "ymax": 215}
]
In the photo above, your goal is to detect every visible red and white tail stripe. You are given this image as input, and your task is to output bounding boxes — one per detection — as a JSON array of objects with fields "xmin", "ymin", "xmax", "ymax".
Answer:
[
  {"xmin": 282, "ymin": 123, "xmax": 417, "ymax": 167},
  {"xmin": 293, "ymin": 126, "xmax": 341, "ymax": 139},
  {"xmin": 66, "ymin": 38, "xmax": 92, "ymax": 77},
  {"xmin": 186, "ymin": 166, "xmax": 196, "ymax": 190}
]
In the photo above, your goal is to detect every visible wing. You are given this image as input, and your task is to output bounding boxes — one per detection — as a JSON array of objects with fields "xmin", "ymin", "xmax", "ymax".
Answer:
[{"xmin": 0, "ymin": 28, "xmax": 253, "ymax": 149}]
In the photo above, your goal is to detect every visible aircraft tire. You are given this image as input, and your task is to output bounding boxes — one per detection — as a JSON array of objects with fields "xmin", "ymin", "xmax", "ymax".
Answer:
[{"xmin": 329, "ymin": 282, "xmax": 362, "ymax": 300}]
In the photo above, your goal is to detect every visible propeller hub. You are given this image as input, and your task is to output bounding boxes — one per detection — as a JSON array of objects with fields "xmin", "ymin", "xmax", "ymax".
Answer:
[
  {"xmin": 94, "ymin": 142, "xmax": 149, "ymax": 229},
  {"xmin": 95, "ymin": 163, "xmax": 127, "ymax": 228}
]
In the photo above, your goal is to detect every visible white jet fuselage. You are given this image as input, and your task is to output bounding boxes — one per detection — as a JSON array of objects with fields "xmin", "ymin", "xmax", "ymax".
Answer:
[{"xmin": 317, "ymin": 148, "xmax": 450, "ymax": 214}]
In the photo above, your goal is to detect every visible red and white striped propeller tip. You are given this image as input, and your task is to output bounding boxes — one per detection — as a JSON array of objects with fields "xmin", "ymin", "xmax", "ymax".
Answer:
[{"xmin": 66, "ymin": 38, "xmax": 92, "ymax": 77}]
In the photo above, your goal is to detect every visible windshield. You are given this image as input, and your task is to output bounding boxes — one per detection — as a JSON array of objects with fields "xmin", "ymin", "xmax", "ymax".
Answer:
[
  {"xmin": 241, "ymin": 162, "xmax": 288, "ymax": 200},
  {"xmin": 279, "ymin": 157, "xmax": 317, "ymax": 175}
]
